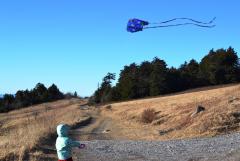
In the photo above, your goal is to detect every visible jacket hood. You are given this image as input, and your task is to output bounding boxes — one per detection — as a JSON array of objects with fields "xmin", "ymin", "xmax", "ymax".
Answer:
[{"xmin": 57, "ymin": 124, "xmax": 70, "ymax": 137}]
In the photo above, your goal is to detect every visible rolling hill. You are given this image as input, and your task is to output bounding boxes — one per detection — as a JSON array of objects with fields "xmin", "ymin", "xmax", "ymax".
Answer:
[
  {"xmin": 102, "ymin": 84, "xmax": 240, "ymax": 140},
  {"xmin": 1, "ymin": 84, "xmax": 240, "ymax": 161}
]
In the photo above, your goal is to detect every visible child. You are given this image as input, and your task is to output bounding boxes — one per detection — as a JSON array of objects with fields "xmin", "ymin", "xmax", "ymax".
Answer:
[{"xmin": 56, "ymin": 124, "xmax": 86, "ymax": 161}]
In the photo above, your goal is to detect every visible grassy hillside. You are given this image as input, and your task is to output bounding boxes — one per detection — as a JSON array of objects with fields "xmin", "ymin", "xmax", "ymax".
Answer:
[
  {"xmin": 0, "ymin": 99, "xmax": 88, "ymax": 161},
  {"xmin": 1, "ymin": 84, "xmax": 240, "ymax": 160},
  {"xmin": 102, "ymin": 84, "xmax": 240, "ymax": 140}
]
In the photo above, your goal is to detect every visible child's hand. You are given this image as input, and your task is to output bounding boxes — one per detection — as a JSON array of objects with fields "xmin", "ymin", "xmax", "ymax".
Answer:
[{"xmin": 79, "ymin": 144, "xmax": 86, "ymax": 149}]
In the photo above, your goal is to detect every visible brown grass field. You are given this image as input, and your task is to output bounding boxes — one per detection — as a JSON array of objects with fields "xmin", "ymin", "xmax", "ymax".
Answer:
[
  {"xmin": 0, "ymin": 99, "xmax": 88, "ymax": 161},
  {"xmin": 102, "ymin": 84, "xmax": 240, "ymax": 140},
  {"xmin": 1, "ymin": 84, "xmax": 240, "ymax": 161}
]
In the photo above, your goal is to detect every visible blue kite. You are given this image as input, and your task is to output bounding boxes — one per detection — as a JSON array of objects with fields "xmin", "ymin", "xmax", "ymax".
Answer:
[
  {"xmin": 127, "ymin": 17, "xmax": 216, "ymax": 33},
  {"xmin": 127, "ymin": 19, "xmax": 149, "ymax": 33}
]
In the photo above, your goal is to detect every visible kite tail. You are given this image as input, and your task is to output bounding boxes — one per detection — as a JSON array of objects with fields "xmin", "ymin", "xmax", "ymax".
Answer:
[
  {"xmin": 150, "ymin": 17, "xmax": 216, "ymax": 25},
  {"xmin": 144, "ymin": 22, "xmax": 216, "ymax": 29}
]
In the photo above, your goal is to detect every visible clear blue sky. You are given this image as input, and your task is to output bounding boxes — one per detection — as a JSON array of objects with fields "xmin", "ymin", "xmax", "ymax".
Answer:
[{"xmin": 0, "ymin": 0, "xmax": 240, "ymax": 96}]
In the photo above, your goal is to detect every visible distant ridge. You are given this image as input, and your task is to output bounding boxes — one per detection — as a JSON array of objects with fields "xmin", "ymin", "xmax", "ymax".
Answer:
[{"xmin": 0, "ymin": 94, "xmax": 4, "ymax": 98}]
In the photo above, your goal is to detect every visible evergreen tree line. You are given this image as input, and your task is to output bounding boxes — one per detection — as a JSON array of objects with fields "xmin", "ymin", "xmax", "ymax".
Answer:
[
  {"xmin": 90, "ymin": 47, "xmax": 240, "ymax": 104},
  {"xmin": 0, "ymin": 83, "xmax": 64, "ymax": 112}
]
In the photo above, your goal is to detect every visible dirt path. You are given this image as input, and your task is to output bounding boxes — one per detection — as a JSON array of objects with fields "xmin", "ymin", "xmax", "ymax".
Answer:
[
  {"xmin": 69, "ymin": 106, "xmax": 119, "ymax": 141},
  {"xmin": 70, "ymin": 117, "xmax": 113, "ymax": 140}
]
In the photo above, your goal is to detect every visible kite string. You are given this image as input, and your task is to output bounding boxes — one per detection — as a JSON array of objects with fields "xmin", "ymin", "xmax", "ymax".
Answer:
[
  {"xmin": 144, "ymin": 22, "xmax": 216, "ymax": 29},
  {"xmin": 150, "ymin": 17, "xmax": 216, "ymax": 25}
]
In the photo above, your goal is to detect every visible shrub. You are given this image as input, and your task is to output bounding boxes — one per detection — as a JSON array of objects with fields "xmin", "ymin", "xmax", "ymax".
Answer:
[
  {"xmin": 105, "ymin": 105, "xmax": 112, "ymax": 110},
  {"xmin": 141, "ymin": 108, "xmax": 156, "ymax": 123},
  {"xmin": 87, "ymin": 96, "xmax": 96, "ymax": 106}
]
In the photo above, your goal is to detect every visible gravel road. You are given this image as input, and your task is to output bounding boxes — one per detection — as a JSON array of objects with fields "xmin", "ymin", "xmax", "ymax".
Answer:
[{"xmin": 73, "ymin": 133, "xmax": 240, "ymax": 161}]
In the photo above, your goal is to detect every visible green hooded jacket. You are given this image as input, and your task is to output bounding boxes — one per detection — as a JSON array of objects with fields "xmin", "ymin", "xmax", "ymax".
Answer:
[{"xmin": 55, "ymin": 124, "xmax": 81, "ymax": 160}]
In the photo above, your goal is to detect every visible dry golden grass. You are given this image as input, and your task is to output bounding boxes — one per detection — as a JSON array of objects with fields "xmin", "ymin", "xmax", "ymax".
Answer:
[
  {"xmin": 102, "ymin": 84, "xmax": 240, "ymax": 141},
  {"xmin": 0, "ymin": 99, "xmax": 87, "ymax": 161},
  {"xmin": 1, "ymin": 84, "xmax": 240, "ymax": 160}
]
